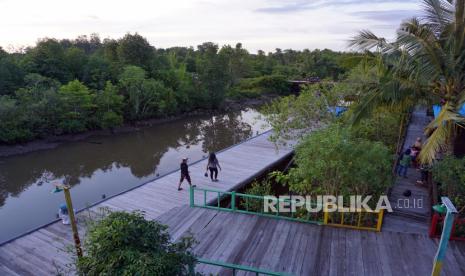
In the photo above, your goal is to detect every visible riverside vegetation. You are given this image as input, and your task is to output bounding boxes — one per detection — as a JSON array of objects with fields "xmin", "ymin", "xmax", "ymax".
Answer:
[{"xmin": 0, "ymin": 34, "xmax": 355, "ymax": 144}]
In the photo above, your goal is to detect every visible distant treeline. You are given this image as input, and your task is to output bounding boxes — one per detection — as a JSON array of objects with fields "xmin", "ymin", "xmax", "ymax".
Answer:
[{"xmin": 0, "ymin": 33, "xmax": 357, "ymax": 143}]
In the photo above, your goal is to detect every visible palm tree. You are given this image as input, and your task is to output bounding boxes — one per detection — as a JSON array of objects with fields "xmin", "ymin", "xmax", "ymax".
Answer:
[{"xmin": 349, "ymin": 0, "xmax": 465, "ymax": 164}]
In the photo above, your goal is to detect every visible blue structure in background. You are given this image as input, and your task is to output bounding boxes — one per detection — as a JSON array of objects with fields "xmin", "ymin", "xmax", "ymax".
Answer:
[{"xmin": 433, "ymin": 104, "xmax": 465, "ymax": 118}]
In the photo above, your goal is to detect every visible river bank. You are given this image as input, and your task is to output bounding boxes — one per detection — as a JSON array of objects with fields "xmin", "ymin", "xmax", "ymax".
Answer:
[
  {"xmin": 0, "ymin": 106, "xmax": 270, "ymax": 243},
  {"xmin": 0, "ymin": 96, "xmax": 273, "ymax": 157}
]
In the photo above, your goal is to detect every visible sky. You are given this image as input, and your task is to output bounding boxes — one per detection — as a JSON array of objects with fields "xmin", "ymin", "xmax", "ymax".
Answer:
[{"xmin": 0, "ymin": 0, "xmax": 422, "ymax": 53}]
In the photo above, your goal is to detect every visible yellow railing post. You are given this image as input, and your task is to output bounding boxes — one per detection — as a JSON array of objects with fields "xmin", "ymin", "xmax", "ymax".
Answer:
[
  {"xmin": 323, "ymin": 203, "xmax": 329, "ymax": 225},
  {"xmin": 63, "ymin": 186, "xmax": 83, "ymax": 258},
  {"xmin": 376, "ymin": 210, "xmax": 384, "ymax": 232}
]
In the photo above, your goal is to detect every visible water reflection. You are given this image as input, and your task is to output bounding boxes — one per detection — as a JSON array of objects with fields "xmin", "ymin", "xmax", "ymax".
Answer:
[{"xmin": 0, "ymin": 108, "xmax": 267, "ymax": 243}]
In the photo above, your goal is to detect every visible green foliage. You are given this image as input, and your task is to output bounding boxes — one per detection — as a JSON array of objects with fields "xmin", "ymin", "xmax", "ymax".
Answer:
[
  {"xmin": 0, "ymin": 33, "xmax": 355, "ymax": 144},
  {"xmin": 229, "ymin": 75, "xmax": 291, "ymax": 99},
  {"xmin": 58, "ymin": 80, "xmax": 95, "ymax": 133},
  {"xmin": 77, "ymin": 211, "xmax": 197, "ymax": 276},
  {"xmin": 0, "ymin": 96, "xmax": 33, "ymax": 142},
  {"xmin": 285, "ymin": 125, "xmax": 392, "ymax": 200},
  {"xmin": 348, "ymin": 107, "xmax": 405, "ymax": 153},
  {"xmin": 349, "ymin": 0, "xmax": 465, "ymax": 163},
  {"xmin": 241, "ymin": 180, "xmax": 273, "ymax": 212},
  {"xmin": 432, "ymin": 156, "xmax": 465, "ymax": 214},
  {"xmin": 24, "ymin": 38, "xmax": 71, "ymax": 83},
  {"xmin": 195, "ymin": 42, "xmax": 230, "ymax": 108},
  {"xmin": 0, "ymin": 55, "xmax": 25, "ymax": 95},
  {"xmin": 119, "ymin": 66, "xmax": 176, "ymax": 120},
  {"xmin": 94, "ymin": 82, "xmax": 124, "ymax": 129},
  {"xmin": 261, "ymin": 82, "xmax": 345, "ymax": 143},
  {"xmin": 117, "ymin": 33, "xmax": 154, "ymax": 69}
]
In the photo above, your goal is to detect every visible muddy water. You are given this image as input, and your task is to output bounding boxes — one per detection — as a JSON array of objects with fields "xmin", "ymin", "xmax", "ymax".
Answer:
[{"xmin": 0, "ymin": 108, "xmax": 269, "ymax": 243}]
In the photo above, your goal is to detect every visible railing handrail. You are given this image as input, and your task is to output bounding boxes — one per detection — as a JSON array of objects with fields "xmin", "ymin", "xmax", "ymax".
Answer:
[
  {"xmin": 192, "ymin": 187, "xmax": 382, "ymax": 213},
  {"xmin": 196, "ymin": 258, "xmax": 293, "ymax": 276},
  {"xmin": 190, "ymin": 187, "xmax": 384, "ymax": 231},
  {"xmin": 191, "ymin": 186, "xmax": 322, "ymax": 207}
]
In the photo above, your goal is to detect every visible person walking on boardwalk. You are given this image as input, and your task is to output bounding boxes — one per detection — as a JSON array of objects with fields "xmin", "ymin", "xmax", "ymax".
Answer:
[
  {"xmin": 205, "ymin": 152, "xmax": 221, "ymax": 182},
  {"xmin": 397, "ymin": 148, "xmax": 412, "ymax": 178},
  {"xmin": 178, "ymin": 157, "xmax": 195, "ymax": 191}
]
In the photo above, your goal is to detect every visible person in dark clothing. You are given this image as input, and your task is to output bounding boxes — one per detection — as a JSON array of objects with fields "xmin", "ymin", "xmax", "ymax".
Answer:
[
  {"xmin": 205, "ymin": 152, "xmax": 222, "ymax": 182},
  {"xmin": 178, "ymin": 157, "xmax": 195, "ymax": 191},
  {"xmin": 397, "ymin": 149, "xmax": 412, "ymax": 178}
]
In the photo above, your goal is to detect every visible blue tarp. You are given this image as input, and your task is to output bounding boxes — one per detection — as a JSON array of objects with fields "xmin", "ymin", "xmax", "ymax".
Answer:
[
  {"xmin": 328, "ymin": 106, "xmax": 348, "ymax": 117},
  {"xmin": 433, "ymin": 104, "xmax": 465, "ymax": 118}
]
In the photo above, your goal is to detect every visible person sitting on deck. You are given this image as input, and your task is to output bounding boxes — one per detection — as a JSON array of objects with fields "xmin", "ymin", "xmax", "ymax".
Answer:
[
  {"xmin": 177, "ymin": 157, "xmax": 196, "ymax": 191},
  {"xmin": 397, "ymin": 149, "xmax": 412, "ymax": 178},
  {"xmin": 58, "ymin": 204, "xmax": 70, "ymax": 225}
]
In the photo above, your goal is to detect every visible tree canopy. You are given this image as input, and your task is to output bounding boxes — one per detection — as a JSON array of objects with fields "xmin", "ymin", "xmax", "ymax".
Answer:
[
  {"xmin": 349, "ymin": 0, "xmax": 465, "ymax": 164},
  {"xmin": 0, "ymin": 33, "xmax": 354, "ymax": 144},
  {"xmin": 77, "ymin": 211, "xmax": 197, "ymax": 276}
]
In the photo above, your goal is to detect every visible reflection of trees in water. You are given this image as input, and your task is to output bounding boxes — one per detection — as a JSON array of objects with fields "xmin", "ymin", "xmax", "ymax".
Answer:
[
  {"xmin": 0, "ymin": 110, "xmax": 256, "ymax": 207},
  {"xmin": 201, "ymin": 111, "xmax": 253, "ymax": 153}
]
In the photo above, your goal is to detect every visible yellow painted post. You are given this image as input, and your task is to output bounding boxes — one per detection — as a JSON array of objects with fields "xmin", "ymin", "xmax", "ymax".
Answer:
[
  {"xmin": 376, "ymin": 210, "xmax": 384, "ymax": 232},
  {"xmin": 63, "ymin": 186, "xmax": 83, "ymax": 258},
  {"xmin": 323, "ymin": 203, "xmax": 329, "ymax": 225}
]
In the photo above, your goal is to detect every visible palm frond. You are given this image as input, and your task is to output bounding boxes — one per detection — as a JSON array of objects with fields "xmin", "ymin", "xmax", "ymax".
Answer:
[
  {"xmin": 348, "ymin": 30, "xmax": 395, "ymax": 53},
  {"xmin": 421, "ymin": 103, "xmax": 465, "ymax": 163},
  {"xmin": 420, "ymin": 117, "xmax": 450, "ymax": 164},
  {"xmin": 422, "ymin": 0, "xmax": 454, "ymax": 32},
  {"xmin": 397, "ymin": 18, "xmax": 447, "ymax": 78},
  {"xmin": 350, "ymin": 87, "xmax": 382, "ymax": 125}
]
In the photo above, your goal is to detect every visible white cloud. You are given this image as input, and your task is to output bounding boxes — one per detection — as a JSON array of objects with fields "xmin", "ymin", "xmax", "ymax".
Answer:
[{"xmin": 0, "ymin": 0, "xmax": 421, "ymax": 52}]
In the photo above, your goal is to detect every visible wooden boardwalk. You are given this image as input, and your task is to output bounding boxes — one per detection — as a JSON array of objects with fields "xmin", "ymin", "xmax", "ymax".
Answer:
[
  {"xmin": 159, "ymin": 206, "xmax": 465, "ymax": 276},
  {"xmin": 383, "ymin": 107, "xmax": 433, "ymax": 234},
  {"xmin": 0, "ymin": 131, "xmax": 294, "ymax": 275}
]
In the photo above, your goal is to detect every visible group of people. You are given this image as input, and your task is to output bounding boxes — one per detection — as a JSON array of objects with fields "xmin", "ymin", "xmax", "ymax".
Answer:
[
  {"xmin": 397, "ymin": 137, "xmax": 423, "ymax": 178},
  {"xmin": 177, "ymin": 152, "xmax": 222, "ymax": 191}
]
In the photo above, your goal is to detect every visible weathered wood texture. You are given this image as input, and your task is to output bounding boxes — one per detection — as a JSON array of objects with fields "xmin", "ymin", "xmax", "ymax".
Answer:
[
  {"xmin": 0, "ymin": 131, "xmax": 294, "ymax": 275},
  {"xmin": 160, "ymin": 206, "xmax": 465, "ymax": 276},
  {"xmin": 384, "ymin": 107, "xmax": 432, "ymax": 234}
]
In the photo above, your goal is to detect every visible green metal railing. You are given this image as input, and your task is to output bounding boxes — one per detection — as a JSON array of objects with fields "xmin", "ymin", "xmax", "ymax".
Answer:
[
  {"xmin": 193, "ymin": 258, "xmax": 293, "ymax": 276},
  {"xmin": 189, "ymin": 186, "xmax": 323, "ymax": 225}
]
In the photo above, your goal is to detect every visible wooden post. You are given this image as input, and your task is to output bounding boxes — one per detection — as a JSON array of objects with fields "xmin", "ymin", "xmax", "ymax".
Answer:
[
  {"xmin": 63, "ymin": 186, "xmax": 82, "ymax": 258},
  {"xmin": 431, "ymin": 197, "xmax": 458, "ymax": 276}
]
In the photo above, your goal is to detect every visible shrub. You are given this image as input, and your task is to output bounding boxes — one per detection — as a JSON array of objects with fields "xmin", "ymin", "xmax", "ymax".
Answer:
[
  {"xmin": 77, "ymin": 211, "xmax": 197, "ymax": 276},
  {"xmin": 286, "ymin": 125, "xmax": 392, "ymax": 202},
  {"xmin": 433, "ymin": 156, "xmax": 465, "ymax": 214},
  {"xmin": 240, "ymin": 180, "xmax": 273, "ymax": 212}
]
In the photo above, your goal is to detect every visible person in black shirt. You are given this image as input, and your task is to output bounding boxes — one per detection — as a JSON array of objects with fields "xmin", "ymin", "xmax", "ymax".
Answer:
[{"xmin": 178, "ymin": 157, "xmax": 195, "ymax": 191}]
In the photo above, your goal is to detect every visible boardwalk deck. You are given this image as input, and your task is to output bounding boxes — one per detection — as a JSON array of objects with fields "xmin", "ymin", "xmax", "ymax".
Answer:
[
  {"xmin": 160, "ymin": 206, "xmax": 465, "ymax": 276},
  {"xmin": 0, "ymin": 131, "xmax": 294, "ymax": 275},
  {"xmin": 383, "ymin": 107, "xmax": 433, "ymax": 234}
]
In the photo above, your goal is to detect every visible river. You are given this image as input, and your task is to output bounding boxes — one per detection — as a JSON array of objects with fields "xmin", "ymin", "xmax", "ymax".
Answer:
[{"xmin": 0, "ymin": 108, "xmax": 269, "ymax": 243}]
